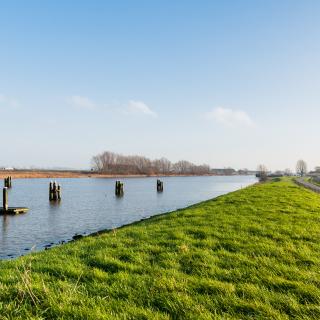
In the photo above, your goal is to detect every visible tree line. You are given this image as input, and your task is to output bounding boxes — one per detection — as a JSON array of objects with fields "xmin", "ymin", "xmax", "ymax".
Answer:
[
  {"xmin": 92, "ymin": 151, "xmax": 211, "ymax": 175},
  {"xmin": 257, "ymin": 159, "xmax": 309, "ymax": 181}
]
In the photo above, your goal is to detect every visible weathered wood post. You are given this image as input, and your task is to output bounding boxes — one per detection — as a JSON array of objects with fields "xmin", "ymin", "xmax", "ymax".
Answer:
[
  {"xmin": 0, "ymin": 186, "xmax": 28, "ymax": 215},
  {"xmin": 157, "ymin": 179, "xmax": 164, "ymax": 192},
  {"xmin": 4, "ymin": 176, "xmax": 12, "ymax": 188},
  {"xmin": 49, "ymin": 181, "xmax": 53, "ymax": 201},
  {"xmin": 115, "ymin": 181, "xmax": 124, "ymax": 196},
  {"xmin": 120, "ymin": 182, "xmax": 124, "ymax": 195},
  {"xmin": 3, "ymin": 187, "xmax": 8, "ymax": 211},
  {"xmin": 49, "ymin": 181, "xmax": 51, "ymax": 199},
  {"xmin": 57, "ymin": 184, "xmax": 61, "ymax": 200},
  {"xmin": 53, "ymin": 181, "xmax": 57, "ymax": 201}
]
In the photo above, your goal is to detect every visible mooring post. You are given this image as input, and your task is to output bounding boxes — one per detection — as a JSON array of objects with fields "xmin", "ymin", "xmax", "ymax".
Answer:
[
  {"xmin": 115, "ymin": 181, "xmax": 124, "ymax": 196},
  {"xmin": 49, "ymin": 181, "xmax": 53, "ymax": 201},
  {"xmin": 157, "ymin": 179, "xmax": 163, "ymax": 192},
  {"xmin": 57, "ymin": 184, "xmax": 61, "ymax": 200},
  {"xmin": 53, "ymin": 181, "xmax": 57, "ymax": 201},
  {"xmin": 3, "ymin": 187, "xmax": 8, "ymax": 211},
  {"xmin": 120, "ymin": 182, "xmax": 124, "ymax": 195},
  {"xmin": 4, "ymin": 176, "xmax": 12, "ymax": 188}
]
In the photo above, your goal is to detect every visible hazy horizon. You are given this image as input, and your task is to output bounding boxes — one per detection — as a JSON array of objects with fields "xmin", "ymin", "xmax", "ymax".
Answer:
[{"xmin": 1, "ymin": 1, "xmax": 320, "ymax": 171}]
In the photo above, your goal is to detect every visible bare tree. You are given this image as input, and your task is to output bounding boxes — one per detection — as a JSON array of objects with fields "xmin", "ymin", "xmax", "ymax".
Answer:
[
  {"xmin": 153, "ymin": 158, "xmax": 172, "ymax": 174},
  {"xmin": 296, "ymin": 160, "xmax": 307, "ymax": 176},
  {"xmin": 257, "ymin": 164, "xmax": 268, "ymax": 181},
  {"xmin": 91, "ymin": 155, "xmax": 103, "ymax": 171},
  {"xmin": 172, "ymin": 160, "xmax": 193, "ymax": 174}
]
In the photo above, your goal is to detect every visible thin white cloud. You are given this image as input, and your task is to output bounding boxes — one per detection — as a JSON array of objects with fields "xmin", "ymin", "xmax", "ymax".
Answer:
[
  {"xmin": 0, "ymin": 93, "xmax": 20, "ymax": 108},
  {"xmin": 206, "ymin": 107, "xmax": 255, "ymax": 128},
  {"xmin": 124, "ymin": 100, "xmax": 157, "ymax": 118},
  {"xmin": 66, "ymin": 97, "xmax": 157, "ymax": 118},
  {"xmin": 68, "ymin": 95, "xmax": 96, "ymax": 110}
]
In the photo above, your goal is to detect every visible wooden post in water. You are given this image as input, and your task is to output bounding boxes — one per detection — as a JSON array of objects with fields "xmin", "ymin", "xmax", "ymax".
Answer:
[
  {"xmin": 120, "ymin": 182, "xmax": 124, "ymax": 195},
  {"xmin": 157, "ymin": 179, "xmax": 164, "ymax": 192},
  {"xmin": 49, "ymin": 181, "xmax": 61, "ymax": 201},
  {"xmin": 115, "ymin": 181, "xmax": 119, "ymax": 196},
  {"xmin": 53, "ymin": 181, "xmax": 57, "ymax": 201},
  {"xmin": 4, "ymin": 176, "xmax": 12, "ymax": 188},
  {"xmin": 49, "ymin": 181, "xmax": 53, "ymax": 201},
  {"xmin": 3, "ymin": 187, "xmax": 8, "ymax": 211},
  {"xmin": 0, "ymin": 185, "xmax": 28, "ymax": 215},
  {"xmin": 57, "ymin": 184, "xmax": 61, "ymax": 200},
  {"xmin": 115, "ymin": 181, "xmax": 124, "ymax": 196}
]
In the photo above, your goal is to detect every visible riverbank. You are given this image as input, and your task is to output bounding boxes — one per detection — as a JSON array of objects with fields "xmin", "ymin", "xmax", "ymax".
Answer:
[
  {"xmin": 1, "ymin": 179, "xmax": 320, "ymax": 318},
  {"xmin": 0, "ymin": 170, "xmax": 156, "ymax": 179},
  {"xmin": 0, "ymin": 170, "xmax": 225, "ymax": 179}
]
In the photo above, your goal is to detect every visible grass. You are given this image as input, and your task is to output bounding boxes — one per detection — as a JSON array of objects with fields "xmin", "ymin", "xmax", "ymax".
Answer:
[{"xmin": 1, "ymin": 179, "xmax": 320, "ymax": 319}]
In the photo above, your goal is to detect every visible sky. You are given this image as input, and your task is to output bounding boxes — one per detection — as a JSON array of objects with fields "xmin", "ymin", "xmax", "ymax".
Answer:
[{"xmin": 0, "ymin": 0, "xmax": 320, "ymax": 171}]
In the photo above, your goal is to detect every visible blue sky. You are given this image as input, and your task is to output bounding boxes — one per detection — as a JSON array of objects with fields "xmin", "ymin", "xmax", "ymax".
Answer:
[{"xmin": 0, "ymin": 0, "xmax": 319, "ymax": 171}]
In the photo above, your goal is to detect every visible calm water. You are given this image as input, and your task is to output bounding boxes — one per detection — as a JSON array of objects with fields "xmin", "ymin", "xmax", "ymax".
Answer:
[{"xmin": 0, "ymin": 176, "xmax": 256, "ymax": 259}]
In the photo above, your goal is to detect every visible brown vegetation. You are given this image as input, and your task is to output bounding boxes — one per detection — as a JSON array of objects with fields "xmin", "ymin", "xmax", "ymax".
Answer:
[
  {"xmin": 92, "ymin": 151, "xmax": 211, "ymax": 175},
  {"xmin": 0, "ymin": 170, "xmax": 212, "ymax": 179},
  {"xmin": 0, "ymin": 170, "xmax": 93, "ymax": 179}
]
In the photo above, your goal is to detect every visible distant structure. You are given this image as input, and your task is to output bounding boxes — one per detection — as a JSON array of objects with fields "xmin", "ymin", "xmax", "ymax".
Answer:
[
  {"xmin": 0, "ymin": 167, "xmax": 14, "ymax": 171},
  {"xmin": 308, "ymin": 167, "xmax": 320, "ymax": 177},
  {"xmin": 211, "ymin": 168, "xmax": 236, "ymax": 175}
]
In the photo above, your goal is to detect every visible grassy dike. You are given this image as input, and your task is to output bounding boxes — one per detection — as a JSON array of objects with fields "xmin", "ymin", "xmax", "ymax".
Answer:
[{"xmin": 1, "ymin": 179, "xmax": 320, "ymax": 319}]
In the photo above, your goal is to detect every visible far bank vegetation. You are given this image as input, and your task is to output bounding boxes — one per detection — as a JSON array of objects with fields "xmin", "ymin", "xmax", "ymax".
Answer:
[{"xmin": 92, "ymin": 151, "xmax": 211, "ymax": 175}]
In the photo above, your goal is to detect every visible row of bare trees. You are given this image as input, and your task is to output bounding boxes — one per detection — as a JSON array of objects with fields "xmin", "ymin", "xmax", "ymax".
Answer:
[
  {"xmin": 257, "ymin": 159, "xmax": 308, "ymax": 181},
  {"xmin": 92, "ymin": 151, "xmax": 211, "ymax": 175}
]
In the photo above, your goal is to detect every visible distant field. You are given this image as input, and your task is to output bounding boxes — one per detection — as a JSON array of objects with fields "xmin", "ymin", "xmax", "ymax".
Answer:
[
  {"xmin": 0, "ymin": 179, "xmax": 320, "ymax": 319},
  {"xmin": 0, "ymin": 170, "xmax": 93, "ymax": 179}
]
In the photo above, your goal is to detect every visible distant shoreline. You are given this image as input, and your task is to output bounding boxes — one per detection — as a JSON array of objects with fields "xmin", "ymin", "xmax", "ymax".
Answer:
[{"xmin": 0, "ymin": 170, "xmax": 252, "ymax": 179}]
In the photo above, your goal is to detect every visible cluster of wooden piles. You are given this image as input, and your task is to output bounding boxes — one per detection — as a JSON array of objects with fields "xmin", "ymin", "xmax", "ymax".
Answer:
[
  {"xmin": 1, "ymin": 178, "xmax": 165, "ymax": 215},
  {"xmin": 49, "ymin": 181, "xmax": 62, "ymax": 201}
]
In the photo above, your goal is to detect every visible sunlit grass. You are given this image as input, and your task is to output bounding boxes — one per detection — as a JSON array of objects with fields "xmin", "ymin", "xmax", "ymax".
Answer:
[{"xmin": 1, "ymin": 179, "xmax": 320, "ymax": 319}]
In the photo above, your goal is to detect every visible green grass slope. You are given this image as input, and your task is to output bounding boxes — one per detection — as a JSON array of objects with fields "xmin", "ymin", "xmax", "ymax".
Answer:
[{"xmin": 1, "ymin": 179, "xmax": 320, "ymax": 319}]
